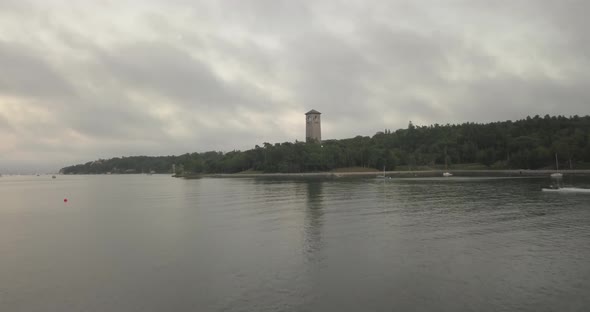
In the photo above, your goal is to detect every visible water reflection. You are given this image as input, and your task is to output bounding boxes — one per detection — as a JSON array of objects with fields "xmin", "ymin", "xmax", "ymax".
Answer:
[{"xmin": 304, "ymin": 180, "xmax": 324, "ymax": 263}]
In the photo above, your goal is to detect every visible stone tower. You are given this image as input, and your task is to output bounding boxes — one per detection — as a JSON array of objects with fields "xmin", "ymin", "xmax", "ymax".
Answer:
[{"xmin": 305, "ymin": 109, "xmax": 321, "ymax": 143}]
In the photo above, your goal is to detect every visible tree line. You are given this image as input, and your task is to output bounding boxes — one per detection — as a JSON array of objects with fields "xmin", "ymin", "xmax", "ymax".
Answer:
[{"xmin": 60, "ymin": 115, "xmax": 590, "ymax": 175}]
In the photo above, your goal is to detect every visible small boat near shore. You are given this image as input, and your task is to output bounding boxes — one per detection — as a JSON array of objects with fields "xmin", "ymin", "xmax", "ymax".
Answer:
[
  {"xmin": 550, "ymin": 153, "xmax": 562, "ymax": 179},
  {"xmin": 443, "ymin": 172, "xmax": 453, "ymax": 177},
  {"xmin": 543, "ymin": 168, "xmax": 590, "ymax": 193},
  {"xmin": 542, "ymin": 187, "xmax": 590, "ymax": 193},
  {"xmin": 376, "ymin": 166, "xmax": 387, "ymax": 178}
]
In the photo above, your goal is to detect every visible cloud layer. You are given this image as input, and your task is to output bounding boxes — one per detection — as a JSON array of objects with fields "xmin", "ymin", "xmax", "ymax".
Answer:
[{"xmin": 1, "ymin": 0, "xmax": 589, "ymax": 172}]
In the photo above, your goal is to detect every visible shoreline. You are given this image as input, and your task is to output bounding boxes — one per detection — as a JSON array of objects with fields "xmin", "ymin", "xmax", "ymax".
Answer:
[{"xmin": 206, "ymin": 169, "xmax": 590, "ymax": 179}]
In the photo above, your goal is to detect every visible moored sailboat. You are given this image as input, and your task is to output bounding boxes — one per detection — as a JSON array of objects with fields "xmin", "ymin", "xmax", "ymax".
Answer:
[{"xmin": 550, "ymin": 153, "xmax": 562, "ymax": 179}]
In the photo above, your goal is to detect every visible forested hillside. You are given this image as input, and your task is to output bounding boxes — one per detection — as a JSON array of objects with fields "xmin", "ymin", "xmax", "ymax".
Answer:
[{"xmin": 60, "ymin": 115, "xmax": 590, "ymax": 174}]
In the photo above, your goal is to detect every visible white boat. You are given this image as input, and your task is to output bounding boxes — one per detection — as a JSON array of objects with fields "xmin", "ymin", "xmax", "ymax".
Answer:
[
  {"xmin": 442, "ymin": 150, "xmax": 452, "ymax": 177},
  {"xmin": 542, "ymin": 187, "xmax": 590, "ymax": 193},
  {"xmin": 543, "ymin": 156, "xmax": 589, "ymax": 192},
  {"xmin": 551, "ymin": 153, "xmax": 562, "ymax": 178},
  {"xmin": 377, "ymin": 166, "xmax": 386, "ymax": 178}
]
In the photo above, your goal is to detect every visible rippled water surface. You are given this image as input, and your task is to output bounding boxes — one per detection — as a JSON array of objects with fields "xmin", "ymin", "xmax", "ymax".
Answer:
[{"xmin": 1, "ymin": 175, "xmax": 590, "ymax": 311}]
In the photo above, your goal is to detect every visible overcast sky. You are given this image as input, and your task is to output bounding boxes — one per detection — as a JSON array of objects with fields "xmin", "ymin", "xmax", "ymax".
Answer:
[{"xmin": 1, "ymin": 0, "xmax": 589, "ymax": 173}]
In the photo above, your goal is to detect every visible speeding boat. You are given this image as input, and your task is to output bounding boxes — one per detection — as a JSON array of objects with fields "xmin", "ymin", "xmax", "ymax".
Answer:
[
  {"xmin": 542, "ymin": 187, "xmax": 590, "ymax": 193},
  {"xmin": 542, "ymin": 171, "xmax": 590, "ymax": 193}
]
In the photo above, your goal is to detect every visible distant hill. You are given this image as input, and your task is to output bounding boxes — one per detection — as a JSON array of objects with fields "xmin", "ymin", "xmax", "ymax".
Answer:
[{"xmin": 60, "ymin": 115, "xmax": 590, "ymax": 175}]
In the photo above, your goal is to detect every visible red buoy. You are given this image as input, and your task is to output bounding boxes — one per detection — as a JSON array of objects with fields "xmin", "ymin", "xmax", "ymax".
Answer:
[{"xmin": 64, "ymin": 198, "xmax": 68, "ymax": 203}]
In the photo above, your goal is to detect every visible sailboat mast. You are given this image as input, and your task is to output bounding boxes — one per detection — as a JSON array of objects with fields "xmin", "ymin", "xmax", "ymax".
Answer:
[
  {"xmin": 444, "ymin": 145, "xmax": 448, "ymax": 170},
  {"xmin": 555, "ymin": 153, "xmax": 559, "ymax": 171}
]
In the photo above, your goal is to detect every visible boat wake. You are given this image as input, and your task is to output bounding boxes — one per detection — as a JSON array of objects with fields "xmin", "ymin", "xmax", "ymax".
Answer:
[{"xmin": 542, "ymin": 187, "xmax": 590, "ymax": 193}]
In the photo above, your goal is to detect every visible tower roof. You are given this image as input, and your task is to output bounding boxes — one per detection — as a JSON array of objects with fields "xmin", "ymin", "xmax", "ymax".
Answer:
[{"xmin": 305, "ymin": 109, "xmax": 321, "ymax": 115}]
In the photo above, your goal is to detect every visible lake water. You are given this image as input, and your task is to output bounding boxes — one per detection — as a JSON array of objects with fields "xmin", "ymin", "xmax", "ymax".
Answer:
[{"xmin": 1, "ymin": 174, "xmax": 590, "ymax": 311}]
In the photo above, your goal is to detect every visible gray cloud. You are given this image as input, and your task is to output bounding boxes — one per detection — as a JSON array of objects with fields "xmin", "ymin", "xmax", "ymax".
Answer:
[
  {"xmin": 0, "ymin": 114, "xmax": 13, "ymax": 131},
  {"xmin": 0, "ymin": 41, "xmax": 74, "ymax": 98},
  {"xmin": 1, "ymin": 0, "xmax": 589, "ymax": 172},
  {"xmin": 453, "ymin": 75, "xmax": 590, "ymax": 123},
  {"xmin": 0, "ymin": 0, "xmax": 30, "ymax": 12},
  {"xmin": 286, "ymin": 32, "xmax": 374, "ymax": 114},
  {"xmin": 97, "ymin": 43, "xmax": 236, "ymax": 106}
]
